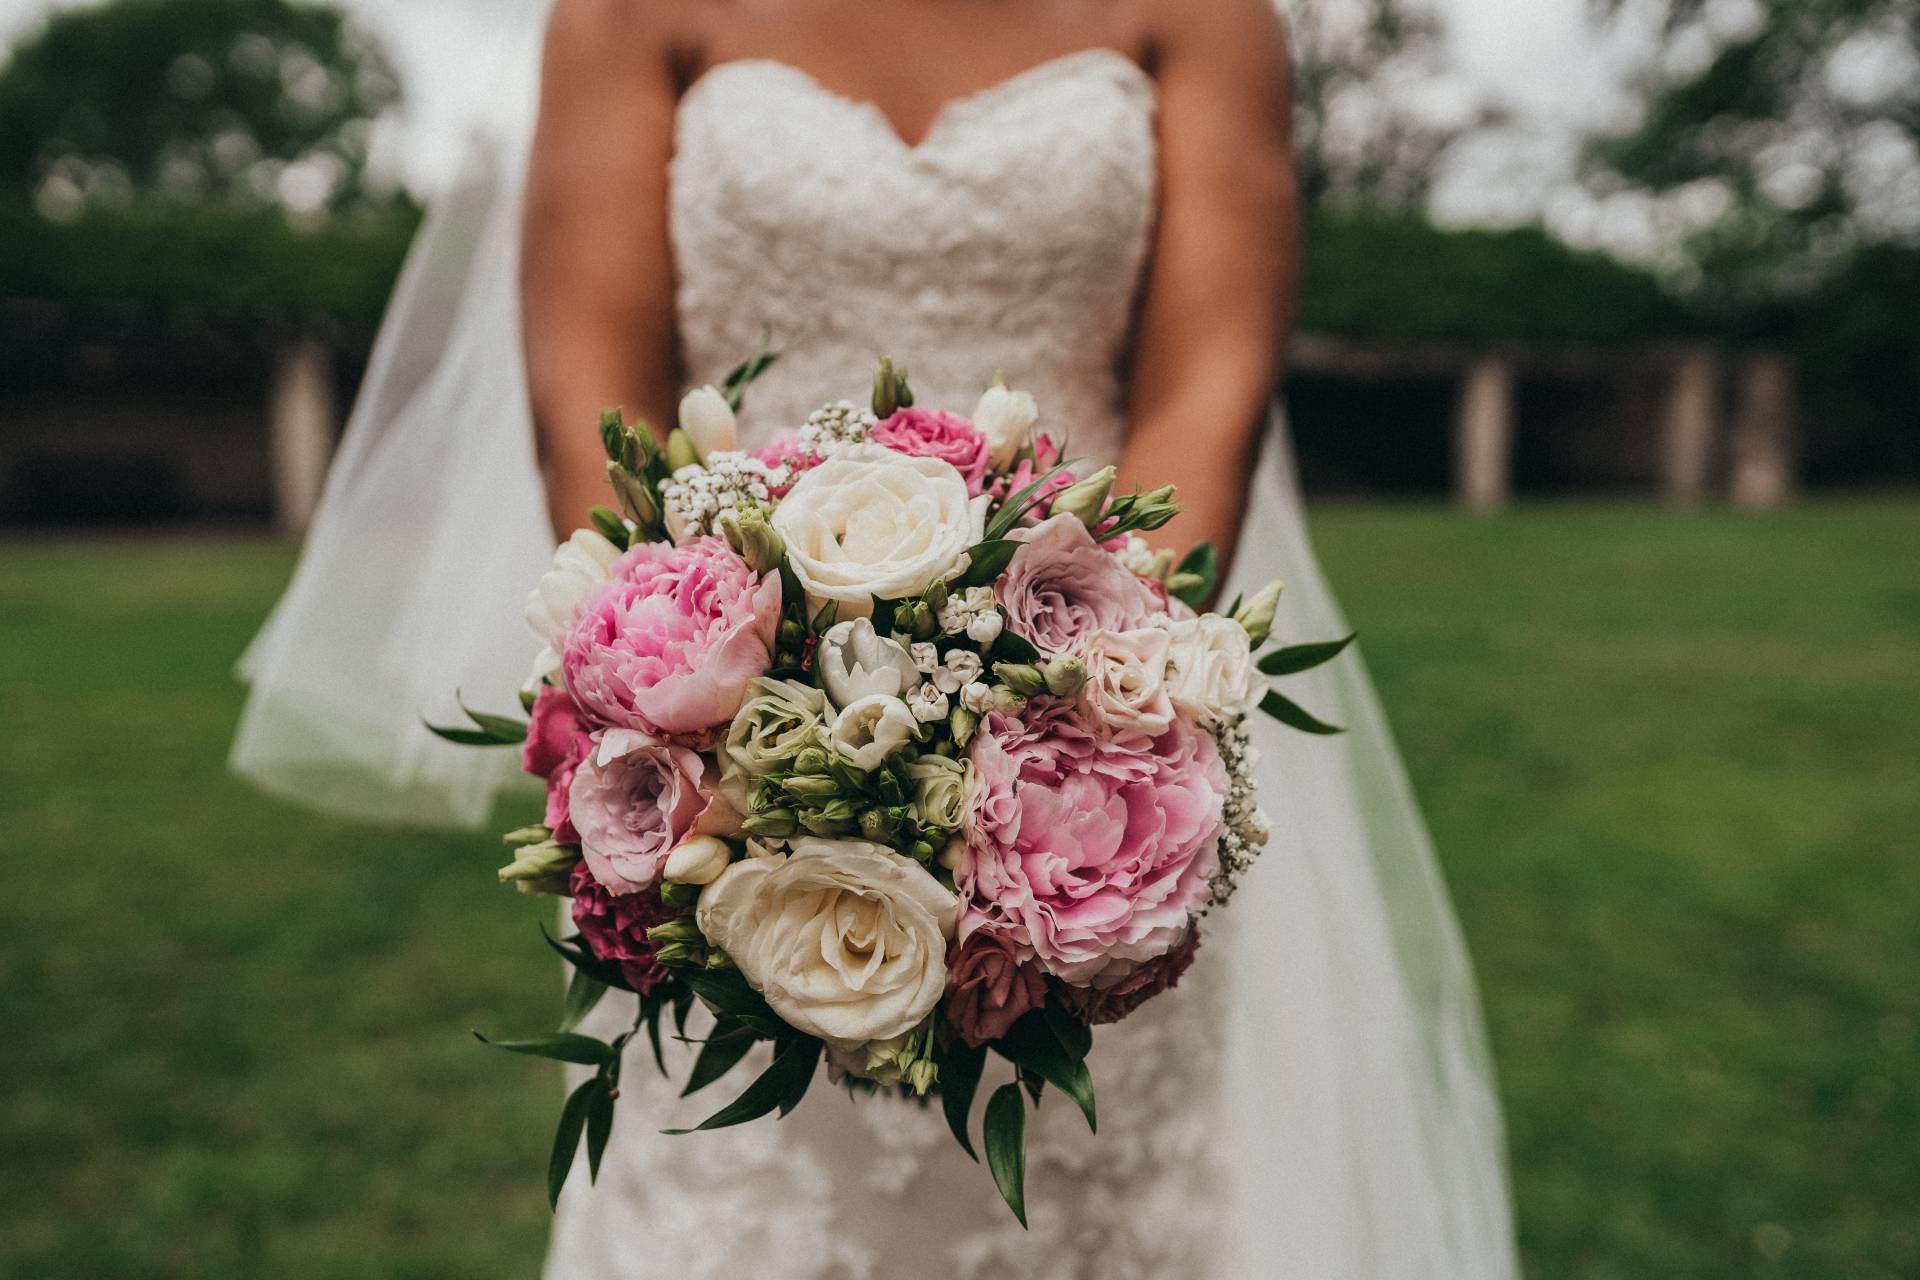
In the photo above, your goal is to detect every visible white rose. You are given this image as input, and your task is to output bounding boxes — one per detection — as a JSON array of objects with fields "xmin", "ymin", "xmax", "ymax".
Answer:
[
  {"xmin": 1161, "ymin": 615, "xmax": 1266, "ymax": 728},
  {"xmin": 696, "ymin": 838, "xmax": 959, "ymax": 1050},
  {"xmin": 678, "ymin": 385, "xmax": 738, "ymax": 459},
  {"xmin": 771, "ymin": 444, "xmax": 986, "ymax": 616},
  {"xmin": 1078, "ymin": 627, "xmax": 1176, "ymax": 739},
  {"xmin": 665, "ymin": 834, "xmax": 733, "ymax": 885},
  {"xmin": 829, "ymin": 694, "xmax": 919, "ymax": 771},
  {"xmin": 972, "ymin": 383, "xmax": 1040, "ymax": 470},
  {"xmin": 525, "ymin": 528, "xmax": 622, "ymax": 649},
  {"xmin": 817, "ymin": 617, "xmax": 921, "ymax": 708}
]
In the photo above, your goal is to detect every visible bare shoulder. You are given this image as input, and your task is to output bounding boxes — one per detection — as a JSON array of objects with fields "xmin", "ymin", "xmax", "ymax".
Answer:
[
  {"xmin": 1142, "ymin": 0, "xmax": 1290, "ymax": 76},
  {"xmin": 542, "ymin": 0, "xmax": 698, "ymax": 72}
]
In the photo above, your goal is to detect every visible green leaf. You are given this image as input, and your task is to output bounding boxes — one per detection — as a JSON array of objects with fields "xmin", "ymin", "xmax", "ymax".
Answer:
[
  {"xmin": 870, "ymin": 595, "xmax": 900, "ymax": 635},
  {"xmin": 474, "ymin": 1030, "xmax": 617, "ymax": 1067},
  {"xmin": 663, "ymin": 1037, "xmax": 821, "ymax": 1134},
  {"xmin": 644, "ymin": 1004, "xmax": 668, "ymax": 1077},
  {"xmin": 1042, "ymin": 999, "xmax": 1094, "ymax": 1063},
  {"xmin": 559, "ymin": 970, "xmax": 609, "ymax": 1034},
  {"xmin": 584, "ymin": 1078, "xmax": 615, "ymax": 1184},
  {"xmin": 588, "ymin": 506, "xmax": 631, "ymax": 550},
  {"xmin": 776, "ymin": 1038, "xmax": 822, "ymax": 1117},
  {"xmin": 424, "ymin": 722, "xmax": 508, "ymax": 747},
  {"xmin": 1171, "ymin": 542, "xmax": 1218, "ymax": 609},
  {"xmin": 984, "ymin": 1083, "xmax": 1029, "ymax": 1227},
  {"xmin": 548, "ymin": 1078, "xmax": 597, "ymax": 1209},
  {"xmin": 1259, "ymin": 689, "xmax": 1346, "ymax": 735},
  {"xmin": 957, "ymin": 539, "xmax": 1020, "ymax": 589},
  {"xmin": 938, "ymin": 1038, "xmax": 988, "ymax": 1161},
  {"xmin": 997, "ymin": 1011, "xmax": 1097, "ymax": 1133},
  {"xmin": 540, "ymin": 926, "xmax": 635, "ymax": 994},
  {"xmin": 457, "ymin": 696, "xmax": 530, "ymax": 743},
  {"xmin": 1258, "ymin": 633, "xmax": 1357, "ymax": 677},
  {"xmin": 721, "ymin": 333, "xmax": 781, "ymax": 410},
  {"xmin": 985, "ymin": 459, "xmax": 1077, "ymax": 541},
  {"xmin": 991, "ymin": 629, "xmax": 1040, "ymax": 665},
  {"xmin": 684, "ymin": 968, "xmax": 783, "ymax": 1036},
  {"xmin": 681, "ymin": 1024, "xmax": 759, "ymax": 1097}
]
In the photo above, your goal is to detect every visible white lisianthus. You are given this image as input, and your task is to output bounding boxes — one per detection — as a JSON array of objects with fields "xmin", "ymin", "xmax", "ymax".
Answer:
[
  {"xmin": 771, "ymin": 445, "xmax": 986, "ymax": 616},
  {"xmin": 1160, "ymin": 615, "xmax": 1267, "ymax": 729},
  {"xmin": 817, "ymin": 617, "xmax": 921, "ymax": 708},
  {"xmin": 525, "ymin": 529, "xmax": 622, "ymax": 649},
  {"xmin": 678, "ymin": 385, "xmax": 738, "ymax": 460},
  {"xmin": 934, "ymin": 649, "xmax": 983, "ymax": 694},
  {"xmin": 664, "ymin": 834, "xmax": 733, "ymax": 885},
  {"xmin": 829, "ymin": 694, "xmax": 919, "ymax": 771},
  {"xmin": 906, "ymin": 682, "xmax": 950, "ymax": 724},
  {"xmin": 696, "ymin": 838, "xmax": 959, "ymax": 1051},
  {"xmin": 1077, "ymin": 627, "xmax": 1176, "ymax": 740},
  {"xmin": 972, "ymin": 382, "xmax": 1040, "ymax": 470}
]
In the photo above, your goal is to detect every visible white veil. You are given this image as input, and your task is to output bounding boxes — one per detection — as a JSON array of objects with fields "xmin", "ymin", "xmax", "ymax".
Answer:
[{"xmin": 231, "ymin": 8, "xmax": 1518, "ymax": 1271}]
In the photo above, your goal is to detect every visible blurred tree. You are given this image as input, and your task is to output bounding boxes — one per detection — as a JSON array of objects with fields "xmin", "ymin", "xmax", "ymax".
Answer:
[
  {"xmin": 1589, "ymin": 0, "xmax": 1920, "ymax": 307},
  {"xmin": 0, "ymin": 0, "xmax": 402, "ymax": 220},
  {"xmin": 1287, "ymin": 0, "xmax": 1495, "ymax": 210}
]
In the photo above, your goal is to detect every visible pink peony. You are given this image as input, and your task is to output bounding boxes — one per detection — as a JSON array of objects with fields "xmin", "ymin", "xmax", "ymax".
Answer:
[
  {"xmin": 562, "ymin": 537, "xmax": 781, "ymax": 739},
  {"xmin": 996, "ymin": 513, "xmax": 1156, "ymax": 657},
  {"xmin": 569, "ymin": 861, "xmax": 677, "ymax": 995},
  {"xmin": 961, "ymin": 699, "xmax": 1225, "ymax": 986},
  {"xmin": 870, "ymin": 408, "xmax": 993, "ymax": 493},
  {"xmin": 568, "ymin": 729, "xmax": 712, "ymax": 895},
  {"xmin": 1067, "ymin": 929, "xmax": 1201, "ymax": 1025},
  {"xmin": 943, "ymin": 919, "xmax": 1049, "ymax": 1047},
  {"xmin": 522, "ymin": 685, "xmax": 593, "ymax": 844}
]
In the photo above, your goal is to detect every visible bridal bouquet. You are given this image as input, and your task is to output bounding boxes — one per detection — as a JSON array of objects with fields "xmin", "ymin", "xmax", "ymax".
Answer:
[{"xmin": 441, "ymin": 356, "xmax": 1351, "ymax": 1222}]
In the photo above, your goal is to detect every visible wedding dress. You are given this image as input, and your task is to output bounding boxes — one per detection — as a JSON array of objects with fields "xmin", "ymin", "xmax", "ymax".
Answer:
[{"xmin": 233, "ymin": 37, "xmax": 1518, "ymax": 1280}]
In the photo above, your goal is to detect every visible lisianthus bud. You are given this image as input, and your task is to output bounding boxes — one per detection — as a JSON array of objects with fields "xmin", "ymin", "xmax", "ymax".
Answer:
[
  {"xmin": 665, "ymin": 834, "xmax": 733, "ymax": 886},
  {"xmin": 742, "ymin": 808, "xmax": 799, "ymax": 838},
  {"xmin": 1043, "ymin": 656, "xmax": 1089, "ymax": 697},
  {"xmin": 993, "ymin": 663, "xmax": 1047, "ymax": 697},
  {"xmin": 716, "ymin": 506, "xmax": 785, "ymax": 575},
  {"xmin": 1165, "ymin": 571, "xmax": 1205, "ymax": 598},
  {"xmin": 1050, "ymin": 466, "xmax": 1117, "ymax": 528},
  {"xmin": 666, "ymin": 428, "xmax": 701, "ymax": 473},
  {"xmin": 1232, "ymin": 579, "xmax": 1286, "ymax": 647},
  {"xmin": 607, "ymin": 461, "xmax": 659, "ymax": 528},
  {"xmin": 949, "ymin": 704, "xmax": 980, "ymax": 747},
  {"xmin": 678, "ymin": 385, "xmax": 738, "ymax": 459},
  {"xmin": 646, "ymin": 918, "xmax": 703, "ymax": 947},
  {"xmin": 780, "ymin": 774, "xmax": 843, "ymax": 802},
  {"xmin": 984, "ymin": 686, "xmax": 1028, "ymax": 715},
  {"xmin": 792, "ymin": 746, "xmax": 832, "ymax": 775},
  {"xmin": 972, "ymin": 382, "xmax": 1041, "ymax": 470},
  {"xmin": 498, "ymin": 841, "xmax": 579, "ymax": 896}
]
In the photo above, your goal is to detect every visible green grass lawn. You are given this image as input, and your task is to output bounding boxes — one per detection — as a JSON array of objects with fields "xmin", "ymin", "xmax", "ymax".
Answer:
[{"xmin": 3, "ymin": 503, "xmax": 1915, "ymax": 1278}]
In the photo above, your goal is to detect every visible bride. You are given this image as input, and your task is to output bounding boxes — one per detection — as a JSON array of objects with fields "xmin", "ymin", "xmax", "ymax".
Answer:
[{"xmin": 233, "ymin": 0, "xmax": 1520, "ymax": 1274}]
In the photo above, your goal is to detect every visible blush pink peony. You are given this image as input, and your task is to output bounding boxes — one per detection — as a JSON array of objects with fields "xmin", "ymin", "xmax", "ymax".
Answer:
[
  {"xmin": 870, "ymin": 408, "xmax": 993, "ymax": 493},
  {"xmin": 997, "ymin": 513, "xmax": 1157, "ymax": 657},
  {"xmin": 568, "ymin": 729, "xmax": 712, "ymax": 895},
  {"xmin": 943, "ymin": 918, "xmax": 1049, "ymax": 1047},
  {"xmin": 569, "ymin": 861, "xmax": 678, "ymax": 994},
  {"xmin": 960, "ymin": 699, "xmax": 1225, "ymax": 986},
  {"xmin": 562, "ymin": 536, "xmax": 781, "ymax": 739},
  {"xmin": 522, "ymin": 685, "xmax": 594, "ymax": 844}
]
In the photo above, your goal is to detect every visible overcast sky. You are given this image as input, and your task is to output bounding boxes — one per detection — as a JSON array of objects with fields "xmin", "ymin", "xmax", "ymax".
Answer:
[{"xmin": 0, "ymin": 0, "xmax": 1660, "ymax": 245}]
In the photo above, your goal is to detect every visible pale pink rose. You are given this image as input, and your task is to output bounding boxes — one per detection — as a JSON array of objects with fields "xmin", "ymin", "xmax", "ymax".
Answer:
[
  {"xmin": 871, "ymin": 408, "xmax": 992, "ymax": 493},
  {"xmin": 748, "ymin": 432, "xmax": 818, "ymax": 499},
  {"xmin": 996, "ymin": 513, "xmax": 1156, "ymax": 657},
  {"xmin": 522, "ymin": 685, "xmax": 593, "ymax": 844},
  {"xmin": 1076, "ymin": 627, "xmax": 1175, "ymax": 740},
  {"xmin": 943, "ymin": 918, "xmax": 1048, "ymax": 1047},
  {"xmin": 1066, "ymin": 929, "xmax": 1201, "ymax": 1025},
  {"xmin": 562, "ymin": 536, "xmax": 781, "ymax": 739},
  {"xmin": 568, "ymin": 729, "xmax": 712, "ymax": 895},
  {"xmin": 960, "ymin": 699, "xmax": 1225, "ymax": 985}
]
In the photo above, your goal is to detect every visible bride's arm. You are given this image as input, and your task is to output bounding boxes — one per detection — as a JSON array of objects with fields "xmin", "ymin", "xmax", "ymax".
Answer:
[
  {"xmin": 521, "ymin": 0, "xmax": 685, "ymax": 537},
  {"xmin": 1120, "ymin": 0, "xmax": 1301, "ymax": 575}
]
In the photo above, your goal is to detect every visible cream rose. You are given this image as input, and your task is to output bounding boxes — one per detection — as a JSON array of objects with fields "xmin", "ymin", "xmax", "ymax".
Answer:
[
  {"xmin": 696, "ymin": 838, "xmax": 959, "ymax": 1050},
  {"xmin": 1160, "ymin": 615, "xmax": 1266, "ymax": 728},
  {"xmin": 1078, "ymin": 627, "xmax": 1176, "ymax": 739},
  {"xmin": 771, "ymin": 444, "xmax": 986, "ymax": 615}
]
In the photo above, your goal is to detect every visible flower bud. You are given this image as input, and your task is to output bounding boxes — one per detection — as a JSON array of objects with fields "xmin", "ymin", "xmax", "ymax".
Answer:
[
  {"xmin": 1232, "ymin": 579, "xmax": 1286, "ymax": 648},
  {"xmin": 984, "ymin": 686, "xmax": 1028, "ymax": 715},
  {"xmin": 972, "ymin": 382, "xmax": 1041, "ymax": 470},
  {"xmin": 906, "ymin": 1057, "xmax": 938, "ymax": 1096},
  {"xmin": 501, "ymin": 825, "xmax": 551, "ymax": 848},
  {"xmin": 922, "ymin": 577, "xmax": 949, "ymax": 614},
  {"xmin": 792, "ymin": 746, "xmax": 832, "ymax": 775},
  {"xmin": 993, "ymin": 663, "xmax": 1047, "ymax": 697},
  {"xmin": 1043, "ymin": 656, "xmax": 1089, "ymax": 697},
  {"xmin": 859, "ymin": 807, "xmax": 896, "ymax": 843},
  {"xmin": 666, "ymin": 428, "xmax": 701, "ymax": 474},
  {"xmin": 716, "ymin": 505, "xmax": 786, "ymax": 575},
  {"xmin": 646, "ymin": 918, "xmax": 703, "ymax": 947},
  {"xmin": 965, "ymin": 609, "xmax": 1004, "ymax": 646},
  {"xmin": 948, "ymin": 704, "xmax": 980, "ymax": 748},
  {"xmin": 872, "ymin": 356, "xmax": 914, "ymax": 417},
  {"xmin": 678, "ymin": 385, "xmax": 738, "ymax": 459},
  {"xmin": 1165, "ymin": 571, "xmax": 1205, "ymax": 598},
  {"xmin": 497, "ymin": 841, "xmax": 579, "ymax": 897},
  {"xmin": 606, "ymin": 461, "xmax": 659, "ymax": 529},
  {"xmin": 742, "ymin": 808, "xmax": 799, "ymax": 838},
  {"xmin": 665, "ymin": 834, "xmax": 733, "ymax": 886},
  {"xmin": 659, "ymin": 879, "xmax": 701, "ymax": 909},
  {"xmin": 652, "ymin": 940, "xmax": 697, "ymax": 967},
  {"xmin": 1049, "ymin": 465, "xmax": 1117, "ymax": 528},
  {"xmin": 780, "ymin": 774, "xmax": 843, "ymax": 801}
]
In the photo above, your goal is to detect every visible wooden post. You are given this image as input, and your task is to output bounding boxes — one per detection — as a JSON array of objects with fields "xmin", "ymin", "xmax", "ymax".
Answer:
[
  {"xmin": 1728, "ymin": 353, "xmax": 1796, "ymax": 509},
  {"xmin": 1454, "ymin": 356, "xmax": 1515, "ymax": 511},
  {"xmin": 1659, "ymin": 345, "xmax": 1719, "ymax": 504},
  {"xmin": 268, "ymin": 338, "xmax": 337, "ymax": 535}
]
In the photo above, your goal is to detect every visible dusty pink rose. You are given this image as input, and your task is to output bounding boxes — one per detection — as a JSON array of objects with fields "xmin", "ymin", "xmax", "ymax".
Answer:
[
  {"xmin": 870, "ymin": 408, "xmax": 992, "ymax": 493},
  {"xmin": 522, "ymin": 685, "xmax": 593, "ymax": 843},
  {"xmin": 960, "ymin": 699, "xmax": 1225, "ymax": 985},
  {"xmin": 1076, "ymin": 627, "xmax": 1175, "ymax": 741},
  {"xmin": 997, "ymin": 513, "xmax": 1156, "ymax": 657},
  {"xmin": 943, "ymin": 919, "xmax": 1049, "ymax": 1047},
  {"xmin": 569, "ymin": 861, "xmax": 677, "ymax": 994},
  {"xmin": 568, "ymin": 729, "xmax": 711, "ymax": 895},
  {"xmin": 562, "ymin": 536, "xmax": 781, "ymax": 739},
  {"xmin": 1067, "ymin": 929, "xmax": 1201, "ymax": 1025}
]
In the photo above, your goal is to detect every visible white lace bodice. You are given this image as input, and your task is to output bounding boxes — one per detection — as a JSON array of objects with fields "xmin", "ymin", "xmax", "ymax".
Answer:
[{"xmin": 669, "ymin": 49, "xmax": 1158, "ymax": 461}]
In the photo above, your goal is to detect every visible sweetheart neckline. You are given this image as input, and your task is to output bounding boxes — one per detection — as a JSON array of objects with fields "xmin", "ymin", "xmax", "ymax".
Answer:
[{"xmin": 677, "ymin": 47, "xmax": 1155, "ymax": 154}]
